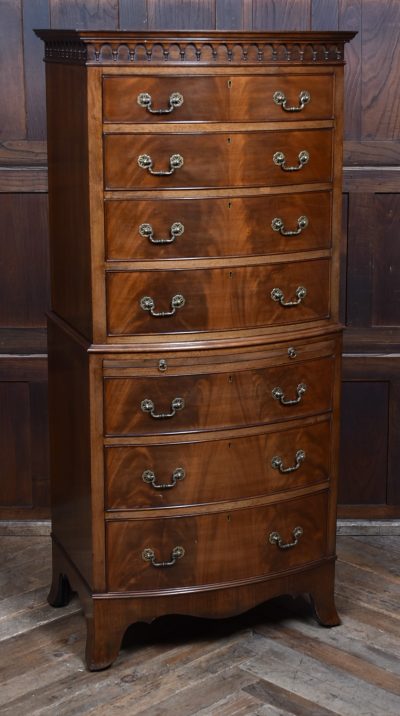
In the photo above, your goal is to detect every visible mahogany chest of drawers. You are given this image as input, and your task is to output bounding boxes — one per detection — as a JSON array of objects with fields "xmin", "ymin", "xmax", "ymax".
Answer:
[{"xmin": 36, "ymin": 29, "xmax": 355, "ymax": 670}]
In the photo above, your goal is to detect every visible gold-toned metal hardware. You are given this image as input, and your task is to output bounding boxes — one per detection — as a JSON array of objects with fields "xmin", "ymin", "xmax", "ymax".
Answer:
[
  {"xmin": 137, "ymin": 153, "xmax": 184, "ymax": 176},
  {"xmin": 137, "ymin": 91, "xmax": 184, "ymax": 114},
  {"xmin": 139, "ymin": 221, "xmax": 184, "ymax": 245},
  {"xmin": 272, "ymin": 383, "xmax": 307, "ymax": 406},
  {"xmin": 227, "ymin": 79, "xmax": 232, "ymax": 88},
  {"xmin": 273, "ymin": 150, "xmax": 309, "ymax": 172},
  {"xmin": 271, "ymin": 450, "xmax": 306, "ymax": 474},
  {"xmin": 140, "ymin": 294, "xmax": 185, "ymax": 317},
  {"xmin": 142, "ymin": 467, "xmax": 186, "ymax": 490},
  {"xmin": 271, "ymin": 215, "xmax": 309, "ymax": 236},
  {"xmin": 158, "ymin": 359, "xmax": 168, "ymax": 372},
  {"xmin": 287, "ymin": 347, "xmax": 297, "ymax": 359},
  {"xmin": 273, "ymin": 89, "xmax": 311, "ymax": 112},
  {"xmin": 271, "ymin": 286, "xmax": 307, "ymax": 307},
  {"xmin": 269, "ymin": 526, "xmax": 303, "ymax": 549},
  {"xmin": 142, "ymin": 545, "xmax": 185, "ymax": 567},
  {"xmin": 140, "ymin": 397, "xmax": 185, "ymax": 419}
]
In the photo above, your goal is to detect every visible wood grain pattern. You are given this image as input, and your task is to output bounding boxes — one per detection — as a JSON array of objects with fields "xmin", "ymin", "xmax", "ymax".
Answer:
[
  {"xmin": 49, "ymin": 0, "xmax": 119, "ymax": 29},
  {"xmin": 104, "ymin": 355, "xmax": 335, "ymax": 436},
  {"xmin": 147, "ymin": 0, "xmax": 216, "ymax": 30},
  {"xmin": 22, "ymin": 0, "xmax": 50, "ymax": 140},
  {"xmin": 106, "ymin": 259, "xmax": 331, "ymax": 335},
  {"xmin": 339, "ymin": 381, "xmax": 388, "ymax": 505},
  {"xmin": 106, "ymin": 491, "xmax": 328, "ymax": 591},
  {"xmin": 104, "ymin": 130, "xmax": 333, "ymax": 190},
  {"xmin": 252, "ymin": 0, "xmax": 311, "ymax": 31},
  {"xmin": 103, "ymin": 74, "xmax": 334, "ymax": 123},
  {"xmin": 0, "ymin": 383, "xmax": 32, "ymax": 507},
  {"xmin": 105, "ymin": 418, "xmax": 332, "ymax": 509},
  {"xmin": 0, "ymin": 194, "xmax": 49, "ymax": 327},
  {"xmin": 105, "ymin": 191, "xmax": 332, "ymax": 260},
  {"xmin": 0, "ymin": 0, "xmax": 26, "ymax": 141},
  {"xmin": 1, "ymin": 533, "xmax": 400, "ymax": 714}
]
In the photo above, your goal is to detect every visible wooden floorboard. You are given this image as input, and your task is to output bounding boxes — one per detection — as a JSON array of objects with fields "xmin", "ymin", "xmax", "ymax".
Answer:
[{"xmin": 0, "ymin": 535, "xmax": 399, "ymax": 715}]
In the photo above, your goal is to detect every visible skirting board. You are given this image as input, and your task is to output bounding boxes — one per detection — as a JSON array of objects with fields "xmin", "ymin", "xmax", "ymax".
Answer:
[{"xmin": 1, "ymin": 519, "xmax": 400, "ymax": 537}]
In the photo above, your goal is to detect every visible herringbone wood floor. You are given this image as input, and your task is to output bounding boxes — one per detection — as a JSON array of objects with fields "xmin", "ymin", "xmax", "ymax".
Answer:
[{"xmin": 1, "ymin": 534, "xmax": 400, "ymax": 715}]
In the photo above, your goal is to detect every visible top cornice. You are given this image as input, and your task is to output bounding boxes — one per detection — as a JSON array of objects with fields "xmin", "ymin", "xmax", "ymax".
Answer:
[{"xmin": 34, "ymin": 30, "xmax": 357, "ymax": 66}]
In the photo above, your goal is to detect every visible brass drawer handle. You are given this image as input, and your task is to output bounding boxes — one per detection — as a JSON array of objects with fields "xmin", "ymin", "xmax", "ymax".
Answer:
[
  {"xmin": 139, "ymin": 221, "xmax": 184, "ymax": 245},
  {"xmin": 269, "ymin": 526, "xmax": 303, "ymax": 550},
  {"xmin": 141, "ymin": 397, "xmax": 185, "ymax": 419},
  {"xmin": 272, "ymin": 383, "xmax": 307, "ymax": 406},
  {"xmin": 142, "ymin": 467, "xmax": 186, "ymax": 490},
  {"xmin": 142, "ymin": 545, "xmax": 185, "ymax": 567},
  {"xmin": 273, "ymin": 89, "xmax": 311, "ymax": 112},
  {"xmin": 271, "ymin": 215, "xmax": 308, "ymax": 236},
  {"xmin": 271, "ymin": 450, "xmax": 306, "ymax": 474},
  {"xmin": 140, "ymin": 294, "xmax": 185, "ymax": 317},
  {"xmin": 271, "ymin": 286, "xmax": 307, "ymax": 307},
  {"xmin": 137, "ymin": 91, "xmax": 184, "ymax": 115},
  {"xmin": 138, "ymin": 153, "xmax": 184, "ymax": 176},
  {"xmin": 273, "ymin": 150, "xmax": 309, "ymax": 172}
]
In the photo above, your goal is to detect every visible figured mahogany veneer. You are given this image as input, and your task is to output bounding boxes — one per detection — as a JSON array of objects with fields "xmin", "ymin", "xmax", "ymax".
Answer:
[
  {"xmin": 103, "ymin": 74, "xmax": 334, "ymax": 124},
  {"xmin": 106, "ymin": 491, "xmax": 328, "ymax": 592},
  {"xmin": 104, "ymin": 354, "xmax": 334, "ymax": 436},
  {"xmin": 106, "ymin": 259, "xmax": 330, "ymax": 336},
  {"xmin": 37, "ymin": 29, "xmax": 354, "ymax": 670},
  {"xmin": 105, "ymin": 417, "xmax": 332, "ymax": 510},
  {"xmin": 104, "ymin": 129, "xmax": 333, "ymax": 190},
  {"xmin": 105, "ymin": 191, "xmax": 332, "ymax": 261}
]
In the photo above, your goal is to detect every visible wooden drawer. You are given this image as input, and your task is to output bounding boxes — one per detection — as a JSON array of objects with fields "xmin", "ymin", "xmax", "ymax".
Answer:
[
  {"xmin": 106, "ymin": 490, "xmax": 328, "ymax": 591},
  {"xmin": 104, "ymin": 129, "xmax": 333, "ymax": 190},
  {"xmin": 105, "ymin": 191, "xmax": 332, "ymax": 261},
  {"xmin": 106, "ymin": 258, "xmax": 331, "ymax": 336},
  {"xmin": 105, "ymin": 418, "xmax": 332, "ymax": 509},
  {"xmin": 102, "ymin": 74, "xmax": 334, "ymax": 123},
  {"xmin": 103, "ymin": 354, "xmax": 335, "ymax": 436}
]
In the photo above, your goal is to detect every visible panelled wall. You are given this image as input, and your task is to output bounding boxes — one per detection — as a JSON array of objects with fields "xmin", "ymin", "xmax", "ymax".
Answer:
[{"xmin": 0, "ymin": 0, "xmax": 399, "ymax": 520}]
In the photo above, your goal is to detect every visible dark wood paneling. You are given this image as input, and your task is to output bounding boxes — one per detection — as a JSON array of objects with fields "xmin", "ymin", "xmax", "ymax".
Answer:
[
  {"xmin": 339, "ymin": 0, "xmax": 362, "ymax": 142},
  {"xmin": 0, "ymin": 382, "xmax": 32, "ymax": 507},
  {"xmin": 388, "ymin": 382, "xmax": 400, "ymax": 505},
  {"xmin": 371, "ymin": 194, "xmax": 400, "ymax": 327},
  {"xmin": 345, "ymin": 193, "xmax": 375, "ymax": 327},
  {"xmin": 0, "ymin": 0, "xmax": 26, "ymax": 140},
  {"xmin": 339, "ymin": 382, "xmax": 388, "ymax": 505},
  {"xmin": 216, "ymin": 0, "xmax": 251, "ymax": 29},
  {"xmin": 0, "ymin": 194, "xmax": 49, "ymax": 327},
  {"xmin": 119, "ymin": 0, "xmax": 148, "ymax": 28},
  {"xmin": 252, "ymin": 0, "xmax": 310, "ymax": 30},
  {"xmin": 49, "ymin": 0, "xmax": 119, "ymax": 29},
  {"xmin": 147, "ymin": 0, "xmax": 215, "ymax": 29},
  {"xmin": 361, "ymin": 0, "xmax": 400, "ymax": 140},
  {"xmin": 311, "ymin": 0, "xmax": 338, "ymax": 30},
  {"xmin": 22, "ymin": 0, "xmax": 49, "ymax": 140}
]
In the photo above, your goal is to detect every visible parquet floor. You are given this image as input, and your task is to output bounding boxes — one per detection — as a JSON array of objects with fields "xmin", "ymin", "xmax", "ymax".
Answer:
[{"xmin": 1, "ymin": 534, "xmax": 400, "ymax": 715}]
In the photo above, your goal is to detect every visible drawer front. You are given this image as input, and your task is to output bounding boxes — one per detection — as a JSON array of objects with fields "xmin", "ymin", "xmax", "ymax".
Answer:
[
  {"xmin": 104, "ymin": 355, "xmax": 335, "ymax": 436},
  {"xmin": 104, "ymin": 130, "xmax": 332, "ymax": 190},
  {"xmin": 106, "ymin": 259, "xmax": 330, "ymax": 336},
  {"xmin": 105, "ymin": 191, "xmax": 332, "ymax": 261},
  {"xmin": 103, "ymin": 74, "xmax": 334, "ymax": 124},
  {"xmin": 106, "ymin": 491, "xmax": 328, "ymax": 591},
  {"xmin": 105, "ymin": 419, "xmax": 332, "ymax": 509}
]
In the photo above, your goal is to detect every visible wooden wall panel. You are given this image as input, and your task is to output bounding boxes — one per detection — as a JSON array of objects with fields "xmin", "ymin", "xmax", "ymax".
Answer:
[
  {"xmin": 0, "ymin": 195, "xmax": 49, "ymax": 327},
  {"xmin": 147, "ymin": 0, "xmax": 215, "ymax": 29},
  {"xmin": 0, "ymin": 382, "xmax": 32, "ymax": 507},
  {"xmin": 0, "ymin": 1, "xmax": 26, "ymax": 140},
  {"xmin": 0, "ymin": 0, "xmax": 399, "ymax": 518},
  {"xmin": 339, "ymin": 382, "xmax": 388, "ymax": 505},
  {"xmin": 361, "ymin": 0, "xmax": 400, "ymax": 140},
  {"xmin": 49, "ymin": 0, "xmax": 119, "ymax": 29},
  {"xmin": 22, "ymin": 0, "xmax": 50, "ymax": 140},
  {"xmin": 252, "ymin": 0, "xmax": 310, "ymax": 30}
]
